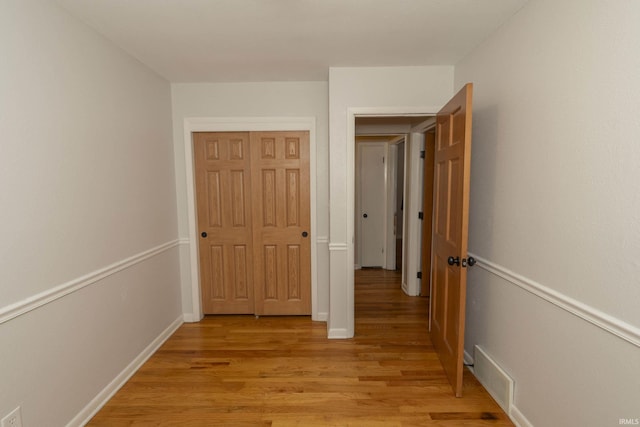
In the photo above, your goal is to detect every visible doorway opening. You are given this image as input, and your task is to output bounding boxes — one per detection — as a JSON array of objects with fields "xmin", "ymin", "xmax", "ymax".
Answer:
[{"xmin": 353, "ymin": 115, "xmax": 435, "ymax": 332}]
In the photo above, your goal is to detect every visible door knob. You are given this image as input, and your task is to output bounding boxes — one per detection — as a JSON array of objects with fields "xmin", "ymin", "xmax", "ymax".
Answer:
[
  {"xmin": 201, "ymin": 232, "xmax": 207, "ymax": 238},
  {"xmin": 447, "ymin": 256, "xmax": 460, "ymax": 266},
  {"xmin": 302, "ymin": 231, "xmax": 308, "ymax": 238},
  {"xmin": 363, "ymin": 213, "xmax": 368, "ymax": 218}
]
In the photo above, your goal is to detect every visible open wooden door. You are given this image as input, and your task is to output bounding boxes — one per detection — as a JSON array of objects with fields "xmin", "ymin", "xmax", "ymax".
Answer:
[{"xmin": 430, "ymin": 83, "xmax": 473, "ymax": 397}]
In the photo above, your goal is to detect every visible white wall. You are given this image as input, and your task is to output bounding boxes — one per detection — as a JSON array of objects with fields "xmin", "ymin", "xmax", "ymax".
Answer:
[
  {"xmin": 170, "ymin": 82, "xmax": 330, "ymax": 320},
  {"xmin": 0, "ymin": 0, "xmax": 181, "ymax": 425},
  {"xmin": 455, "ymin": 0, "xmax": 640, "ymax": 425},
  {"xmin": 328, "ymin": 66, "xmax": 454, "ymax": 337}
]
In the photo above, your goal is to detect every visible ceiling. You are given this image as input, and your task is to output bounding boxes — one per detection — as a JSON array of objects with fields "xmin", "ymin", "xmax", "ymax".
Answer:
[{"xmin": 54, "ymin": 0, "xmax": 528, "ymax": 83}]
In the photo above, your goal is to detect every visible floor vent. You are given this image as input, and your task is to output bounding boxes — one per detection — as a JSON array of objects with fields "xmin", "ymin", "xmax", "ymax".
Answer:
[{"xmin": 473, "ymin": 345, "xmax": 514, "ymax": 413}]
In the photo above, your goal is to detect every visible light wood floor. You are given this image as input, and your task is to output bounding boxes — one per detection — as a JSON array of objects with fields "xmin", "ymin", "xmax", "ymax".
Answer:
[{"xmin": 88, "ymin": 269, "xmax": 512, "ymax": 426}]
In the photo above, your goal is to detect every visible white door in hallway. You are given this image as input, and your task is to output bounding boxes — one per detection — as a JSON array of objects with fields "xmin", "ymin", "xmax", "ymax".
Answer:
[{"xmin": 359, "ymin": 143, "xmax": 386, "ymax": 267}]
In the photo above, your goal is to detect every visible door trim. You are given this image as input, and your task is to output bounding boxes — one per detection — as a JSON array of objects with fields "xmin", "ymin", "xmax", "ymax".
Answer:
[
  {"xmin": 183, "ymin": 117, "xmax": 318, "ymax": 321},
  {"xmin": 384, "ymin": 142, "xmax": 398, "ymax": 271}
]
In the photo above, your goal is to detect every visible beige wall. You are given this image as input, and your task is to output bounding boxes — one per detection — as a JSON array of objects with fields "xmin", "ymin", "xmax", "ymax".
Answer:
[
  {"xmin": 0, "ymin": 0, "xmax": 180, "ymax": 424},
  {"xmin": 455, "ymin": 0, "xmax": 640, "ymax": 424}
]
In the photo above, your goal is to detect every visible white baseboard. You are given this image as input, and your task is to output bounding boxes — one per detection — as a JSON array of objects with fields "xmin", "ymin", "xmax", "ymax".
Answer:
[
  {"xmin": 328, "ymin": 328, "xmax": 350, "ymax": 339},
  {"xmin": 314, "ymin": 311, "xmax": 329, "ymax": 322},
  {"xmin": 464, "ymin": 349, "xmax": 474, "ymax": 367},
  {"xmin": 510, "ymin": 404, "xmax": 534, "ymax": 427},
  {"xmin": 465, "ymin": 345, "xmax": 534, "ymax": 427},
  {"xmin": 473, "ymin": 346, "xmax": 513, "ymax": 414},
  {"xmin": 401, "ymin": 281, "xmax": 409, "ymax": 294},
  {"xmin": 67, "ymin": 315, "xmax": 184, "ymax": 426},
  {"xmin": 182, "ymin": 313, "xmax": 201, "ymax": 323}
]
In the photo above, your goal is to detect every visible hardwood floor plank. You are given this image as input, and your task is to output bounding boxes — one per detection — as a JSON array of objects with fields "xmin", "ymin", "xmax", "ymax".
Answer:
[{"xmin": 88, "ymin": 269, "xmax": 512, "ymax": 426}]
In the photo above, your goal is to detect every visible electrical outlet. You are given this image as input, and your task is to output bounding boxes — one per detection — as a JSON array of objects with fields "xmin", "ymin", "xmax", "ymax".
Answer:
[{"xmin": 1, "ymin": 407, "xmax": 23, "ymax": 427}]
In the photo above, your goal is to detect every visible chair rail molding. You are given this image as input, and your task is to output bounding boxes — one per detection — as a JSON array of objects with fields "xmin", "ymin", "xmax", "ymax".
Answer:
[
  {"xmin": 0, "ymin": 240, "xmax": 181, "ymax": 325},
  {"xmin": 470, "ymin": 252, "xmax": 640, "ymax": 348}
]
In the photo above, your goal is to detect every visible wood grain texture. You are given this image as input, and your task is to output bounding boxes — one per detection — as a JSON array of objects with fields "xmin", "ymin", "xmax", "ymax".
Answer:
[
  {"xmin": 251, "ymin": 131, "xmax": 310, "ymax": 315},
  {"xmin": 431, "ymin": 83, "xmax": 473, "ymax": 397},
  {"xmin": 88, "ymin": 268, "xmax": 511, "ymax": 426},
  {"xmin": 194, "ymin": 132, "xmax": 254, "ymax": 314}
]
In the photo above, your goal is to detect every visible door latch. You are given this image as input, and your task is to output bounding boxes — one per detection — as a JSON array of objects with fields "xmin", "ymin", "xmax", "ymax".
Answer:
[{"xmin": 461, "ymin": 257, "xmax": 476, "ymax": 268}]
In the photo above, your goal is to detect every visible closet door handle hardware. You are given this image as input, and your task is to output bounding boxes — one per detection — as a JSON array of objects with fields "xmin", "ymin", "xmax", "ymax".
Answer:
[
  {"xmin": 201, "ymin": 232, "xmax": 208, "ymax": 238},
  {"xmin": 302, "ymin": 231, "xmax": 309, "ymax": 238}
]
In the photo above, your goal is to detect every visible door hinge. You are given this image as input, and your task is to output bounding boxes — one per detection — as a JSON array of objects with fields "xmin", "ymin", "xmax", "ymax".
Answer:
[
  {"xmin": 418, "ymin": 211, "xmax": 424, "ymax": 220},
  {"xmin": 417, "ymin": 272, "xmax": 422, "ymax": 279},
  {"xmin": 420, "ymin": 150, "xmax": 425, "ymax": 159},
  {"xmin": 382, "ymin": 156, "xmax": 385, "ymax": 164}
]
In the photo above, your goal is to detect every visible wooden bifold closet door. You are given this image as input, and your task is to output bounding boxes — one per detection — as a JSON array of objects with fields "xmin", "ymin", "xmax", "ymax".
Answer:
[{"xmin": 193, "ymin": 131, "xmax": 311, "ymax": 316}]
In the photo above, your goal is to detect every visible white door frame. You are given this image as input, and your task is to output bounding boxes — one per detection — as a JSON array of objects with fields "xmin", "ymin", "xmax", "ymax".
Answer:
[
  {"xmin": 183, "ymin": 117, "xmax": 318, "ymax": 321},
  {"xmin": 401, "ymin": 131, "xmax": 425, "ymax": 296},
  {"xmin": 385, "ymin": 142, "xmax": 399, "ymax": 270}
]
